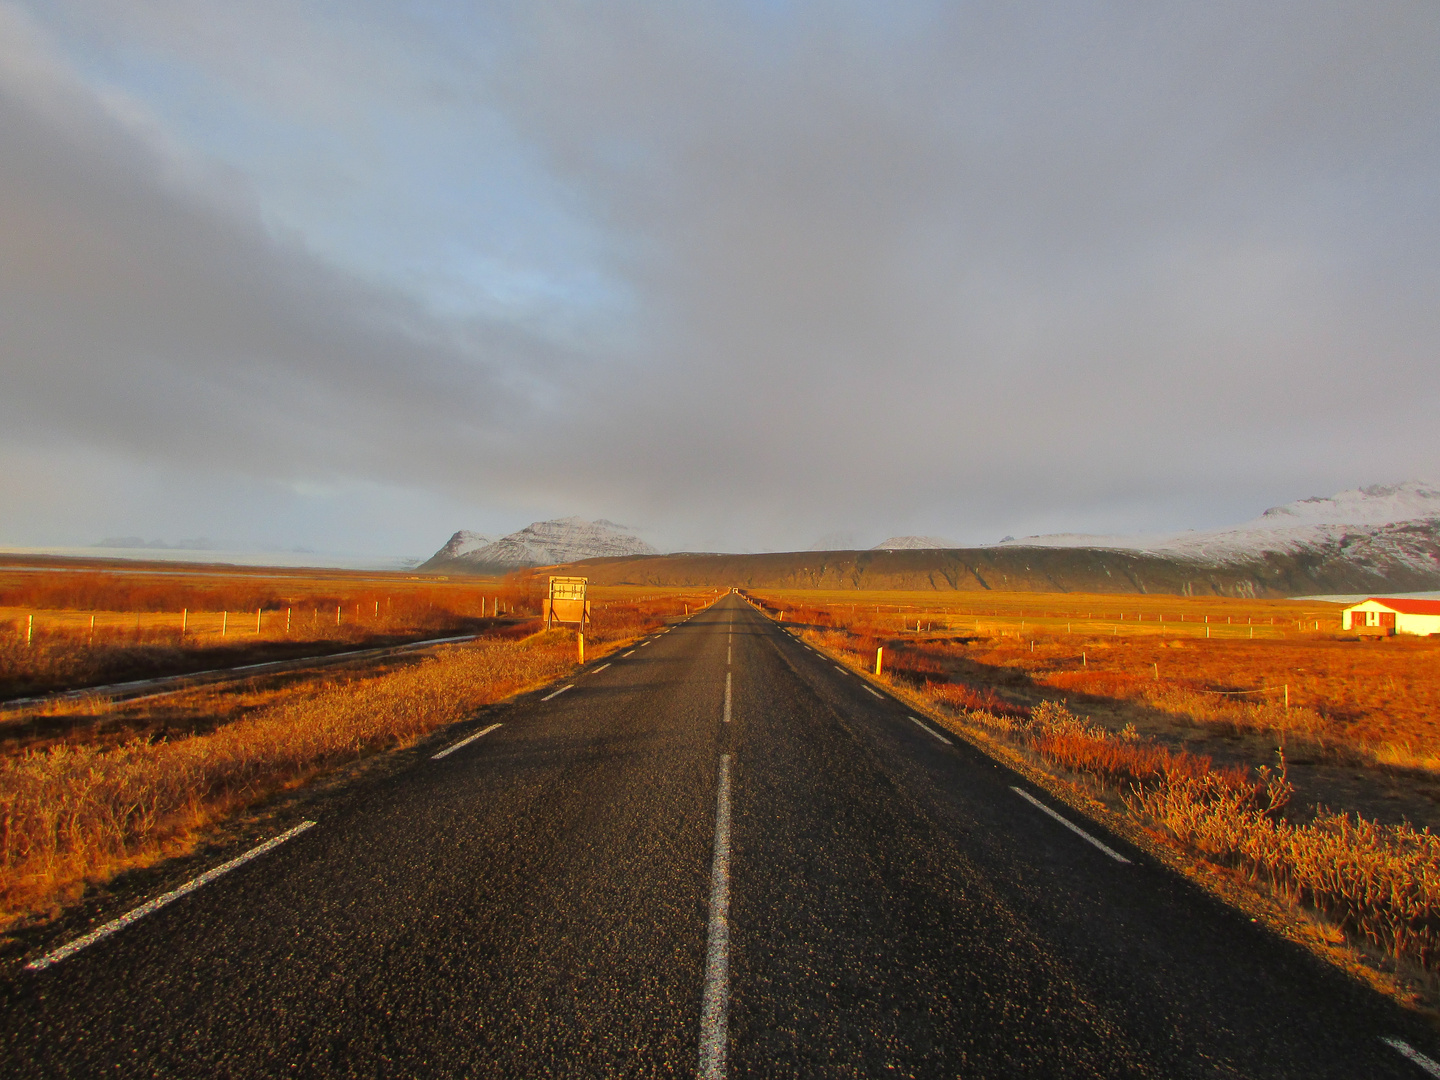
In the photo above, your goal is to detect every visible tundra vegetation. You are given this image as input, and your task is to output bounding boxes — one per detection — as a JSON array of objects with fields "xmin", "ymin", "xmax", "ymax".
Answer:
[
  {"xmin": 752, "ymin": 588, "xmax": 1440, "ymax": 993},
  {"xmin": 0, "ymin": 562, "xmax": 710, "ymax": 936},
  {"xmin": 0, "ymin": 564, "xmax": 556, "ymax": 699}
]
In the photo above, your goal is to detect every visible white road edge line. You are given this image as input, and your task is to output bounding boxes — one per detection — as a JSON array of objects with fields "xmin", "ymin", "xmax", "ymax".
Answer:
[
  {"xmin": 697, "ymin": 753, "xmax": 733, "ymax": 1079},
  {"xmin": 723, "ymin": 672, "xmax": 732, "ymax": 724},
  {"xmin": 834, "ymin": 665, "xmax": 848, "ymax": 675},
  {"xmin": 863, "ymin": 686, "xmax": 883, "ymax": 699},
  {"xmin": 1384, "ymin": 1037, "xmax": 1440, "ymax": 1078},
  {"xmin": 26, "ymin": 821, "xmax": 317, "ymax": 971},
  {"xmin": 541, "ymin": 684, "xmax": 574, "ymax": 702},
  {"xmin": 1011, "ymin": 787, "xmax": 1131, "ymax": 863},
  {"xmin": 623, "ymin": 650, "xmax": 635, "ymax": 657},
  {"xmin": 908, "ymin": 716, "xmax": 952, "ymax": 745},
  {"xmin": 591, "ymin": 663, "xmax": 611, "ymax": 673},
  {"xmin": 432, "ymin": 722, "xmax": 502, "ymax": 760}
]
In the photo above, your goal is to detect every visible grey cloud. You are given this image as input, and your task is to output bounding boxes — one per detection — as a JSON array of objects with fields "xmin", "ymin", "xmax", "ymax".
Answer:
[
  {"xmin": 4, "ymin": 1, "xmax": 1440, "ymax": 554},
  {"xmin": 0, "ymin": 25, "xmax": 561, "ymax": 497}
]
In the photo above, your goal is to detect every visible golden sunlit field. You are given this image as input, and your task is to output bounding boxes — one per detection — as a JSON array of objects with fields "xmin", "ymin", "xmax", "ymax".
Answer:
[
  {"xmin": 0, "ymin": 560, "xmax": 715, "ymax": 936},
  {"xmin": 750, "ymin": 587, "xmax": 1440, "ymax": 980},
  {"xmin": 0, "ymin": 562, "xmax": 545, "ymax": 699}
]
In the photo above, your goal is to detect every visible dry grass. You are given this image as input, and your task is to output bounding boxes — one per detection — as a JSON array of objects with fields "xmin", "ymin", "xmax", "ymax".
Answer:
[
  {"xmin": 0, "ymin": 575, "xmax": 708, "ymax": 934},
  {"xmin": 0, "ymin": 637, "xmax": 571, "ymax": 932},
  {"xmin": 765, "ymin": 590, "xmax": 1440, "ymax": 765},
  {"xmin": 0, "ymin": 562, "xmax": 539, "ymax": 699},
  {"xmin": 1130, "ymin": 777, "xmax": 1440, "ymax": 969},
  {"xmin": 0, "ymin": 566, "xmax": 715, "ymax": 700},
  {"xmin": 764, "ymin": 589, "xmax": 1440, "ymax": 976}
]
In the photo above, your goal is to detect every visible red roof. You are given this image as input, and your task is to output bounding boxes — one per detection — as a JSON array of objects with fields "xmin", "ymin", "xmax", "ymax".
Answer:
[{"xmin": 1353, "ymin": 597, "xmax": 1440, "ymax": 615}]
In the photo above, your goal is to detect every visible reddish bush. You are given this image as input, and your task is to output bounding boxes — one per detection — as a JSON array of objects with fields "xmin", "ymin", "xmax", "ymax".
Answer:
[
  {"xmin": 1031, "ymin": 730, "xmax": 1224, "ymax": 788},
  {"xmin": 927, "ymin": 682, "xmax": 1029, "ymax": 718}
]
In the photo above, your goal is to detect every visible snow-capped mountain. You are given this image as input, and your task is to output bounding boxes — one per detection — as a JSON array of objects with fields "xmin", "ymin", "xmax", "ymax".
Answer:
[
  {"xmin": 998, "ymin": 481, "xmax": 1440, "ymax": 575},
  {"xmin": 431, "ymin": 530, "xmax": 495, "ymax": 561},
  {"xmin": 423, "ymin": 517, "xmax": 657, "ymax": 571},
  {"xmin": 872, "ymin": 535, "xmax": 955, "ymax": 550}
]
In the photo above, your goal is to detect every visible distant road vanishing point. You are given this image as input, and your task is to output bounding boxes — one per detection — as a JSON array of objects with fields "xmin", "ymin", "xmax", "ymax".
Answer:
[{"xmin": 1, "ymin": 594, "xmax": 1430, "ymax": 1077}]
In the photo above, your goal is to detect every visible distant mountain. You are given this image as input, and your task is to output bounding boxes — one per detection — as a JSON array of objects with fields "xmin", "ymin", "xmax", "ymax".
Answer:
[
  {"xmin": 873, "ymin": 536, "xmax": 954, "ymax": 550},
  {"xmin": 543, "ymin": 482, "xmax": 1440, "ymax": 597},
  {"xmin": 422, "ymin": 517, "xmax": 657, "ymax": 573},
  {"xmin": 431, "ymin": 530, "xmax": 495, "ymax": 561},
  {"xmin": 96, "ymin": 536, "xmax": 219, "ymax": 551},
  {"xmin": 998, "ymin": 481, "xmax": 1440, "ymax": 576}
]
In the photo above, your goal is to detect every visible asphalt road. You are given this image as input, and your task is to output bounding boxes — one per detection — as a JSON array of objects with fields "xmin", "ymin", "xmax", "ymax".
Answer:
[{"xmin": 2, "ymin": 594, "xmax": 1435, "ymax": 1077}]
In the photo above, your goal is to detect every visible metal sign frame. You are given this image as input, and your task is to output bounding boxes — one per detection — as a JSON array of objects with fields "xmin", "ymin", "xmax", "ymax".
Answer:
[{"xmin": 544, "ymin": 576, "xmax": 590, "ymax": 629}]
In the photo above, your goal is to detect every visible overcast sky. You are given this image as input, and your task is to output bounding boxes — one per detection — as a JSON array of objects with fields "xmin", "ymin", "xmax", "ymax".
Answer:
[{"xmin": 2, "ymin": 1, "xmax": 1437, "ymax": 557}]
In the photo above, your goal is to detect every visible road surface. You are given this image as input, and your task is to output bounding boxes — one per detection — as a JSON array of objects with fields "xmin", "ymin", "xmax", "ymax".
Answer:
[{"xmin": 2, "ymin": 594, "xmax": 1433, "ymax": 1077}]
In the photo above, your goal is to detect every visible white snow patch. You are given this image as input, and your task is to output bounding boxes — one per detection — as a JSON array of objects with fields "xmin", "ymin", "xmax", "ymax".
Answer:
[
  {"xmin": 872, "ymin": 536, "xmax": 955, "ymax": 550},
  {"xmin": 428, "ymin": 517, "xmax": 656, "ymax": 568},
  {"xmin": 997, "ymin": 481, "xmax": 1440, "ymax": 567}
]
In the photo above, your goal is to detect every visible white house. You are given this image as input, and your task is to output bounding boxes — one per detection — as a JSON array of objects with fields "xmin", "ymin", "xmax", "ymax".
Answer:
[{"xmin": 1342, "ymin": 597, "xmax": 1440, "ymax": 636}]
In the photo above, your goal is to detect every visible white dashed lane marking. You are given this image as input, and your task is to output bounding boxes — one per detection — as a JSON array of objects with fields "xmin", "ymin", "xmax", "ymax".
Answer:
[
  {"xmin": 1383, "ymin": 1037, "xmax": 1440, "ymax": 1078},
  {"xmin": 1011, "ymin": 787, "xmax": 1131, "ymax": 864},
  {"xmin": 908, "ymin": 716, "xmax": 952, "ymax": 745},
  {"xmin": 541, "ymin": 685, "xmax": 574, "ymax": 702},
  {"xmin": 697, "ymin": 753, "xmax": 733, "ymax": 1079},
  {"xmin": 27, "ymin": 821, "xmax": 317, "ymax": 970},
  {"xmin": 432, "ymin": 722, "xmax": 502, "ymax": 760}
]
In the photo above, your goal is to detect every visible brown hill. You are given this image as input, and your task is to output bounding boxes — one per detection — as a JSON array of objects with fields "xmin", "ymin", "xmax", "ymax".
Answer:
[{"xmin": 521, "ymin": 543, "xmax": 1440, "ymax": 598}]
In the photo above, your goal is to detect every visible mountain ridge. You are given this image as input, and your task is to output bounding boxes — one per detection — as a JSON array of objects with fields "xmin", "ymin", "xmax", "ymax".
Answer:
[
  {"xmin": 421, "ymin": 517, "xmax": 656, "ymax": 572},
  {"xmin": 540, "ymin": 482, "xmax": 1440, "ymax": 596}
]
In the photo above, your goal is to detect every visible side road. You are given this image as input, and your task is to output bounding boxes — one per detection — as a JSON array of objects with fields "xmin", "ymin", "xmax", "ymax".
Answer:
[{"xmin": 0, "ymin": 630, "xmax": 490, "ymax": 711}]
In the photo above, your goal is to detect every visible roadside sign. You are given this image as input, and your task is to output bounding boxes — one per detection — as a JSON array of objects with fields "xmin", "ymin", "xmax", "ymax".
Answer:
[{"xmin": 545, "ymin": 576, "xmax": 590, "ymax": 629}]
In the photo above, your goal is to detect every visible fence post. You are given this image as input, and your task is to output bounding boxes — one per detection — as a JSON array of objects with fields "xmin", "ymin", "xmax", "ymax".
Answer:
[
  {"xmin": 256, "ymin": 608, "xmax": 262, "ymax": 633},
  {"xmin": 578, "ymin": 631, "xmax": 585, "ymax": 664},
  {"xmin": 875, "ymin": 647, "xmax": 884, "ymax": 675}
]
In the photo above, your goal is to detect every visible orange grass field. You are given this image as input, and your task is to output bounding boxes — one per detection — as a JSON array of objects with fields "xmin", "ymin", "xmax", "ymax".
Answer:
[
  {"xmin": 0, "ymin": 562, "xmax": 537, "ymax": 699},
  {"xmin": 0, "ymin": 564, "xmax": 714, "ymax": 935},
  {"xmin": 0, "ymin": 560, "xmax": 723, "ymax": 700},
  {"xmin": 749, "ymin": 588, "xmax": 1440, "ymax": 984},
  {"xmin": 753, "ymin": 588, "xmax": 1439, "ymax": 762}
]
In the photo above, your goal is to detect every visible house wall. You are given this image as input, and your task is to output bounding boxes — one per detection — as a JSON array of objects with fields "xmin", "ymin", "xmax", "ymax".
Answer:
[
  {"xmin": 1397, "ymin": 613, "xmax": 1440, "ymax": 636},
  {"xmin": 1343, "ymin": 604, "xmax": 1440, "ymax": 634},
  {"xmin": 1344, "ymin": 604, "xmax": 1390, "ymax": 630}
]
